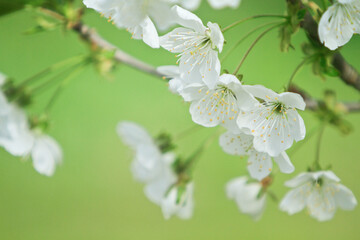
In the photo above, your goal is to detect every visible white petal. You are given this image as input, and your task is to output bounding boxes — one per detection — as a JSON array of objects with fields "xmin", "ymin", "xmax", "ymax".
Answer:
[
  {"xmin": 128, "ymin": 17, "xmax": 160, "ymax": 48},
  {"xmin": 207, "ymin": 0, "xmax": 241, "ymax": 9},
  {"xmin": 144, "ymin": 165, "xmax": 177, "ymax": 205},
  {"xmin": 171, "ymin": 5, "xmax": 206, "ymax": 33},
  {"xmin": 31, "ymin": 135, "xmax": 62, "ymax": 177},
  {"xmin": 332, "ymin": 183, "xmax": 357, "ymax": 210},
  {"xmin": 273, "ymin": 152, "xmax": 294, "ymax": 174},
  {"xmin": 225, "ymin": 177, "xmax": 247, "ymax": 199},
  {"xmin": 130, "ymin": 144, "xmax": 163, "ymax": 183},
  {"xmin": 178, "ymin": 0, "xmax": 202, "ymax": 10},
  {"xmin": 116, "ymin": 121, "xmax": 154, "ymax": 150},
  {"xmin": 318, "ymin": 3, "xmax": 359, "ymax": 50},
  {"xmin": 247, "ymin": 151, "xmax": 273, "ymax": 181},
  {"xmin": 207, "ymin": 22, "xmax": 224, "ymax": 52},
  {"xmin": 312, "ymin": 170, "xmax": 340, "ymax": 183},
  {"xmin": 278, "ymin": 92, "xmax": 306, "ymax": 110},
  {"xmin": 243, "ymin": 85, "xmax": 279, "ymax": 101},
  {"xmin": 279, "ymin": 186, "xmax": 307, "ymax": 214},
  {"xmin": 161, "ymin": 182, "xmax": 194, "ymax": 220},
  {"xmin": 284, "ymin": 172, "xmax": 313, "ymax": 188},
  {"xmin": 307, "ymin": 188, "xmax": 336, "ymax": 221},
  {"xmin": 219, "ymin": 131, "xmax": 253, "ymax": 156},
  {"xmin": 0, "ymin": 106, "xmax": 34, "ymax": 156},
  {"xmin": 148, "ymin": 1, "xmax": 175, "ymax": 31}
]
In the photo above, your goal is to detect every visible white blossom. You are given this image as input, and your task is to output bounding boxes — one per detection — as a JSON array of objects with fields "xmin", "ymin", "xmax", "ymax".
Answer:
[
  {"xmin": 319, "ymin": 0, "xmax": 360, "ymax": 50},
  {"xmin": 161, "ymin": 182, "xmax": 195, "ymax": 220},
  {"xmin": 237, "ymin": 85, "xmax": 306, "ymax": 157},
  {"xmin": 0, "ymin": 101, "xmax": 34, "ymax": 157},
  {"xmin": 83, "ymin": 0, "xmax": 176, "ymax": 48},
  {"xmin": 280, "ymin": 171, "xmax": 358, "ymax": 221},
  {"xmin": 31, "ymin": 135, "xmax": 62, "ymax": 177},
  {"xmin": 117, "ymin": 121, "xmax": 165, "ymax": 182},
  {"xmin": 219, "ymin": 131, "xmax": 294, "ymax": 180},
  {"xmin": 160, "ymin": 6, "xmax": 224, "ymax": 89},
  {"xmin": 178, "ymin": 0, "xmax": 241, "ymax": 10},
  {"xmin": 226, "ymin": 177, "xmax": 266, "ymax": 220},
  {"xmin": 180, "ymin": 74, "xmax": 256, "ymax": 131},
  {"xmin": 0, "ymin": 83, "xmax": 62, "ymax": 176}
]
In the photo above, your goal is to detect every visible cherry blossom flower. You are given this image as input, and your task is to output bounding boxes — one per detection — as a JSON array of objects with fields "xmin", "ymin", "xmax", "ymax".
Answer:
[
  {"xmin": 180, "ymin": 74, "xmax": 256, "ymax": 132},
  {"xmin": 226, "ymin": 177, "xmax": 266, "ymax": 220},
  {"xmin": 319, "ymin": 0, "xmax": 360, "ymax": 50},
  {"xmin": 117, "ymin": 121, "xmax": 165, "ymax": 182},
  {"xmin": 0, "ymin": 86, "xmax": 62, "ymax": 176},
  {"xmin": 237, "ymin": 85, "xmax": 306, "ymax": 157},
  {"xmin": 219, "ymin": 131, "xmax": 294, "ymax": 180},
  {"xmin": 31, "ymin": 135, "xmax": 62, "ymax": 177},
  {"xmin": 161, "ymin": 182, "xmax": 195, "ymax": 220},
  {"xmin": 83, "ymin": 0, "xmax": 176, "ymax": 48},
  {"xmin": 280, "ymin": 171, "xmax": 358, "ymax": 221},
  {"xmin": 160, "ymin": 6, "xmax": 224, "ymax": 88},
  {"xmin": 118, "ymin": 121, "xmax": 195, "ymax": 219}
]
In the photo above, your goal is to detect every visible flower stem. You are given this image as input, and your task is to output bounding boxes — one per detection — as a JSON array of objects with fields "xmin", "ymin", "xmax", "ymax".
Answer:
[
  {"xmin": 287, "ymin": 58, "xmax": 309, "ymax": 90},
  {"xmin": 232, "ymin": 23, "xmax": 283, "ymax": 75},
  {"xmin": 30, "ymin": 59, "xmax": 86, "ymax": 95},
  {"xmin": 174, "ymin": 125, "xmax": 202, "ymax": 141},
  {"xmin": 222, "ymin": 15, "xmax": 287, "ymax": 33},
  {"xmin": 313, "ymin": 124, "xmax": 326, "ymax": 171},
  {"xmin": 17, "ymin": 55, "xmax": 85, "ymax": 89},
  {"xmin": 221, "ymin": 21, "xmax": 283, "ymax": 63},
  {"xmin": 182, "ymin": 128, "xmax": 222, "ymax": 173},
  {"xmin": 44, "ymin": 60, "xmax": 90, "ymax": 113}
]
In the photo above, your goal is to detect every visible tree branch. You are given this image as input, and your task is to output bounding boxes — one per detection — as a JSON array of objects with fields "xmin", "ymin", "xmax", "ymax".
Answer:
[
  {"xmin": 72, "ymin": 22, "xmax": 163, "ymax": 78},
  {"xmin": 39, "ymin": 7, "xmax": 360, "ymax": 112},
  {"xmin": 289, "ymin": 84, "xmax": 360, "ymax": 113},
  {"xmin": 288, "ymin": 0, "xmax": 360, "ymax": 91}
]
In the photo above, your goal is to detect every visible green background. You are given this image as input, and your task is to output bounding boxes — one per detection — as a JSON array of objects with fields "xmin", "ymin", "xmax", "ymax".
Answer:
[{"xmin": 0, "ymin": 0, "xmax": 359, "ymax": 239}]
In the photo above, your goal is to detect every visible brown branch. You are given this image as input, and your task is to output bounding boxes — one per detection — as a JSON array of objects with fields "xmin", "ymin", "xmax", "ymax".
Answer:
[
  {"xmin": 288, "ymin": 0, "xmax": 360, "ymax": 91},
  {"xmin": 74, "ymin": 22, "xmax": 360, "ymax": 112},
  {"xmin": 71, "ymin": 22, "xmax": 163, "ymax": 78},
  {"xmin": 39, "ymin": 7, "xmax": 359, "ymax": 112},
  {"xmin": 289, "ymin": 84, "xmax": 360, "ymax": 112}
]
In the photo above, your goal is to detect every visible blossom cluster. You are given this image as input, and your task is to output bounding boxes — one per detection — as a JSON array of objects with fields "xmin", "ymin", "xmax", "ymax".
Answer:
[
  {"xmin": 1, "ymin": 0, "xmax": 358, "ymax": 224},
  {"xmin": 102, "ymin": 0, "xmax": 358, "ymax": 221},
  {"xmin": 0, "ymin": 73, "xmax": 62, "ymax": 176}
]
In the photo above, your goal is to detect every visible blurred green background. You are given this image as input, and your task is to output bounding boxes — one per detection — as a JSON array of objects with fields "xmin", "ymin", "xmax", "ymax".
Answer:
[{"xmin": 0, "ymin": 0, "xmax": 359, "ymax": 239}]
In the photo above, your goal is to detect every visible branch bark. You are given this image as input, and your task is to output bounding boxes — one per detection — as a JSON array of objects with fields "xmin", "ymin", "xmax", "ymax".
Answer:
[
  {"xmin": 289, "ymin": 0, "xmax": 360, "ymax": 91},
  {"xmin": 289, "ymin": 84, "xmax": 360, "ymax": 112},
  {"xmin": 72, "ymin": 22, "xmax": 163, "ymax": 78}
]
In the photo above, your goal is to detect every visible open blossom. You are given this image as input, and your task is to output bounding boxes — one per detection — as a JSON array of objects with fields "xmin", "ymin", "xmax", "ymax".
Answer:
[
  {"xmin": 180, "ymin": 74, "xmax": 256, "ymax": 132},
  {"xmin": 31, "ymin": 135, "xmax": 62, "ymax": 177},
  {"xmin": 226, "ymin": 177, "xmax": 266, "ymax": 220},
  {"xmin": 179, "ymin": 0, "xmax": 241, "ymax": 10},
  {"xmin": 319, "ymin": 0, "xmax": 360, "ymax": 50},
  {"xmin": 0, "ymin": 87, "xmax": 62, "ymax": 176},
  {"xmin": 83, "ymin": 0, "xmax": 176, "ymax": 48},
  {"xmin": 160, "ymin": 6, "xmax": 224, "ymax": 89},
  {"xmin": 219, "ymin": 131, "xmax": 294, "ymax": 180},
  {"xmin": 117, "ymin": 121, "xmax": 166, "ymax": 182},
  {"xmin": 117, "ymin": 121, "xmax": 194, "ymax": 219},
  {"xmin": 237, "ymin": 85, "xmax": 306, "ymax": 157},
  {"xmin": 161, "ymin": 182, "xmax": 195, "ymax": 220},
  {"xmin": 280, "ymin": 171, "xmax": 357, "ymax": 221}
]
